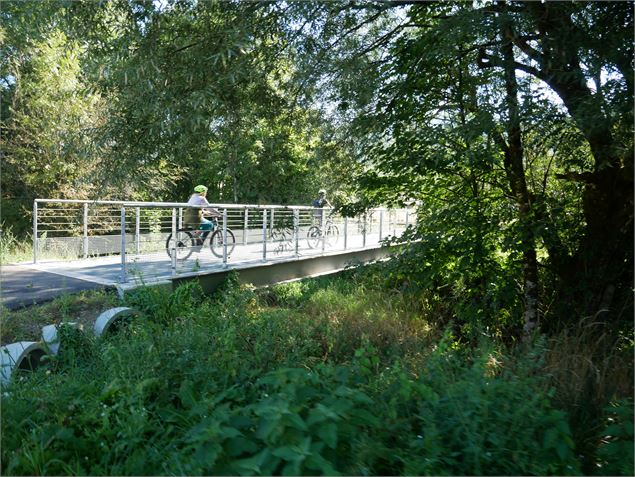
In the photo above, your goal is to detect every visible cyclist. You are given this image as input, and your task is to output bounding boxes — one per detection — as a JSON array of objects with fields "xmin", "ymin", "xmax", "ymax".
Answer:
[
  {"xmin": 184, "ymin": 185, "xmax": 220, "ymax": 246},
  {"xmin": 312, "ymin": 188, "xmax": 332, "ymax": 226}
]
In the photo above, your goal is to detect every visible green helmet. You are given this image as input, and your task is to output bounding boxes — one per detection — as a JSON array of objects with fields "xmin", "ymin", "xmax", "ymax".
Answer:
[{"xmin": 194, "ymin": 185, "xmax": 208, "ymax": 193}]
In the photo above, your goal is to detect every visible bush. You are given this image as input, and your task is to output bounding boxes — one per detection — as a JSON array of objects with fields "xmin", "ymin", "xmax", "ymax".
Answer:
[
  {"xmin": 3, "ymin": 271, "xmax": 628, "ymax": 476},
  {"xmin": 594, "ymin": 399, "xmax": 634, "ymax": 476},
  {"xmin": 123, "ymin": 281, "xmax": 204, "ymax": 324}
]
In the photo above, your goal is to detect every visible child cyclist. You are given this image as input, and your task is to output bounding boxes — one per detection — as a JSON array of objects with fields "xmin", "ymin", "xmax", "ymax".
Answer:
[{"xmin": 184, "ymin": 185, "xmax": 220, "ymax": 246}]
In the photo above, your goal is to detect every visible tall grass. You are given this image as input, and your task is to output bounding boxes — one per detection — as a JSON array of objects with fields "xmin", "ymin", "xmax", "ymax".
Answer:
[
  {"xmin": 543, "ymin": 316, "xmax": 634, "ymax": 474},
  {"xmin": 0, "ymin": 225, "xmax": 33, "ymax": 264},
  {"xmin": 1, "ymin": 271, "xmax": 632, "ymax": 475}
]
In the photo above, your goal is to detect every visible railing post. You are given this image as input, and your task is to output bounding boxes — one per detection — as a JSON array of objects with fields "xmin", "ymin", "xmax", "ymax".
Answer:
[
  {"xmin": 171, "ymin": 208, "xmax": 177, "ymax": 276},
  {"xmin": 222, "ymin": 208, "xmax": 228, "ymax": 266},
  {"xmin": 262, "ymin": 208, "xmax": 268, "ymax": 261},
  {"xmin": 82, "ymin": 203, "xmax": 88, "ymax": 259},
  {"xmin": 393, "ymin": 210, "xmax": 397, "ymax": 237},
  {"xmin": 379, "ymin": 209, "xmax": 384, "ymax": 242},
  {"xmin": 321, "ymin": 208, "xmax": 326, "ymax": 253},
  {"xmin": 135, "ymin": 206, "xmax": 140, "ymax": 255},
  {"xmin": 363, "ymin": 212, "xmax": 367, "ymax": 248},
  {"xmin": 293, "ymin": 209, "xmax": 299, "ymax": 257},
  {"xmin": 33, "ymin": 201, "xmax": 38, "ymax": 264},
  {"xmin": 344, "ymin": 216, "xmax": 348, "ymax": 250},
  {"xmin": 243, "ymin": 208, "xmax": 249, "ymax": 245},
  {"xmin": 270, "ymin": 208, "xmax": 275, "ymax": 238},
  {"xmin": 405, "ymin": 208, "xmax": 409, "ymax": 229},
  {"xmin": 120, "ymin": 206, "xmax": 128, "ymax": 283},
  {"xmin": 178, "ymin": 207, "xmax": 183, "ymax": 229}
]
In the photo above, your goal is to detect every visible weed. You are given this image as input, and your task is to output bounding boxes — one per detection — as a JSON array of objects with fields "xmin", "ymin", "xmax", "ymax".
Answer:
[
  {"xmin": 0, "ymin": 270, "xmax": 632, "ymax": 475},
  {"xmin": 0, "ymin": 225, "xmax": 32, "ymax": 264}
]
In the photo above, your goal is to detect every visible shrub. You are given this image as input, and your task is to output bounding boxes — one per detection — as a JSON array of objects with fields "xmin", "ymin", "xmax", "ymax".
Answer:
[
  {"xmin": 594, "ymin": 399, "xmax": 634, "ymax": 476},
  {"xmin": 124, "ymin": 281, "xmax": 204, "ymax": 324},
  {"xmin": 3, "ymin": 271, "xmax": 623, "ymax": 476}
]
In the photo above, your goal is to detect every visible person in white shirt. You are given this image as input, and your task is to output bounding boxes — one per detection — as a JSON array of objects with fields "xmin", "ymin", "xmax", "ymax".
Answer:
[{"xmin": 184, "ymin": 185, "xmax": 220, "ymax": 245}]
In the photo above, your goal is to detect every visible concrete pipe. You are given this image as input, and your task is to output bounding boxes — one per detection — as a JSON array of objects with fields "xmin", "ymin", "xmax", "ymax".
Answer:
[
  {"xmin": 0, "ymin": 341, "xmax": 47, "ymax": 385},
  {"xmin": 93, "ymin": 307, "xmax": 136, "ymax": 337}
]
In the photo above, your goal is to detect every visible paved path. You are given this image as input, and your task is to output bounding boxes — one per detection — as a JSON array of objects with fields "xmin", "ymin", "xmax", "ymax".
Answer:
[
  {"xmin": 0, "ymin": 229, "xmax": 403, "ymax": 310},
  {"xmin": 1, "ymin": 264, "xmax": 105, "ymax": 310}
]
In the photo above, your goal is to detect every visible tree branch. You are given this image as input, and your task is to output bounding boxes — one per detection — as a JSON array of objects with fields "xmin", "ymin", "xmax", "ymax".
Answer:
[
  {"xmin": 506, "ymin": 30, "xmax": 543, "ymax": 64},
  {"xmin": 328, "ymin": 9, "xmax": 385, "ymax": 50}
]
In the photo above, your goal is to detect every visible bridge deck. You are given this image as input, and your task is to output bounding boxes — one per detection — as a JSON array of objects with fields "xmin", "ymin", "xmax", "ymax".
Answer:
[{"xmin": 5, "ymin": 230, "xmax": 397, "ymax": 307}]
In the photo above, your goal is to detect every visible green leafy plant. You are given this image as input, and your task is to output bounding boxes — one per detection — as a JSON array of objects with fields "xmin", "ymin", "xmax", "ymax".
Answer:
[{"xmin": 595, "ymin": 399, "xmax": 634, "ymax": 476}]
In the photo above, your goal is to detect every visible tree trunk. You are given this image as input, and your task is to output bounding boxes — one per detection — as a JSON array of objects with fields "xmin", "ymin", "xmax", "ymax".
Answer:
[
  {"xmin": 500, "ymin": 16, "xmax": 540, "ymax": 339},
  {"xmin": 525, "ymin": 2, "xmax": 634, "ymax": 317}
]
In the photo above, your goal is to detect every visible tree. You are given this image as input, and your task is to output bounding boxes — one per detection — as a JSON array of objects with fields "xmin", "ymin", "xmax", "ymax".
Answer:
[
  {"xmin": 476, "ymin": 1, "xmax": 633, "ymax": 317},
  {"xmin": 1, "ymin": 24, "xmax": 106, "ymax": 231},
  {"xmin": 287, "ymin": 1, "xmax": 633, "ymax": 332}
]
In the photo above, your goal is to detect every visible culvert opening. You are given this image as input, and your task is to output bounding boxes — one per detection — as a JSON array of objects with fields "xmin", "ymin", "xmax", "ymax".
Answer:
[{"xmin": 16, "ymin": 348, "xmax": 46, "ymax": 373}]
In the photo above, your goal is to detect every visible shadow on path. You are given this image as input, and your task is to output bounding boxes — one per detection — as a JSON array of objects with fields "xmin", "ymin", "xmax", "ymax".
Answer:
[{"xmin": 1, "ymin": 264, "xmax": 105, "ymax": 310}]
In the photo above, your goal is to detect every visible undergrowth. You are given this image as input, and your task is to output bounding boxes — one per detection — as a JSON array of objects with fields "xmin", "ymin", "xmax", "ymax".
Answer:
[
  {"xmin": 0, "ymin": 225, "xmax": 33, "ymax": 264},
  {"xmin": 1, "ymin": 289, "xmax": 119, "ymax": 345},
  {"xmin": 1, "ymin": 270, "xmax": 632, "ymax": 475}
]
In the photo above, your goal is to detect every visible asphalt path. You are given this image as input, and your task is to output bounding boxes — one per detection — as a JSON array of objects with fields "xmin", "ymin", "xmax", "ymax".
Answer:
[{"xmin": 1, "ymin": 264, "xmax": 105, "ymax": 310}]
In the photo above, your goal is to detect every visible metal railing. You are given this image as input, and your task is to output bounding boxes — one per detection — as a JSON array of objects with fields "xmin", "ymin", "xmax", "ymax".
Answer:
[{"xmin": 33, "ymin": 199, "xmax": 416, "ymax": 283}]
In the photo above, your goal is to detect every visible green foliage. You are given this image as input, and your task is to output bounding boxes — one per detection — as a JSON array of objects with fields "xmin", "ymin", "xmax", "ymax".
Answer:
[
  {"xmin": 53, "ymin": 324, "xmax": 99, "ymax": 368},
  {"xmin": 4, "ymin": 273, "xmax": 617, "ymax": 476},
  {"xmin": 123, "ymin": 281, "xmax": 204, "ymax": 324},
  {"xmin": 2, "ymin": 27, "xmax": 106, "ymax": 206},
  {"xmin": 1, "ymin": 1, "xmax": 359, "ymax": 216},
  {"xmin": 0, "ymin": 224, "xmax": 32, "ymax": 264},
  {"xmin": 595, "ymin": 399, "xmax": 635, "ymax": 476}
]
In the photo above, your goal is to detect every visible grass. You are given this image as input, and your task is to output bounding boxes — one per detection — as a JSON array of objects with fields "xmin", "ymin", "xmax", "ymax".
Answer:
[
  {"xmin": 0, "ymin": 269, "xmax": 632, "ymax": 475},
  {"xmin": 0, "ymin": 289, "xmax": 119, "ymax": 345},
  {"xmin": 543, "ymin": 317, "xmax": 635, "ymax": 474},
  {"xmin": 0, "ymin": 226, "xmax": 33, "ymax": 264}
]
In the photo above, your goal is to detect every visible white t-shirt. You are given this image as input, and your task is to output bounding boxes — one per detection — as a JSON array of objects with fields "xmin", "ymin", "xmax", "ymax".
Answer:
[
  {"xmin": 188, "ymin": 194, "xmax": 211, "ymax": 207},
  {"xmin": 187, "ymin": 194, "xmax": 220, "ymax": 217}
]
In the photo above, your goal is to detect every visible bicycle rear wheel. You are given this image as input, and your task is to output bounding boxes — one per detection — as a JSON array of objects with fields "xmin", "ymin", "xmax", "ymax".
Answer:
[
  {"xmin": 165, "ymin": 230, "xmax": 194, "ymax": 261},
  {"xmin": 306, "ymin": 226, "xmax": 321, "ymax": 249},
  {"xmin": 210, "ymin": 229, "xmax": 236, "ymax": 258}
]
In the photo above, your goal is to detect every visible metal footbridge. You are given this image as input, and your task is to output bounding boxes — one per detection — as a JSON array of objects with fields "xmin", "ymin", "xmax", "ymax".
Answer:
[{"xmin": 28, "ymin": 199, "xmax": 415, "ymax": 294}]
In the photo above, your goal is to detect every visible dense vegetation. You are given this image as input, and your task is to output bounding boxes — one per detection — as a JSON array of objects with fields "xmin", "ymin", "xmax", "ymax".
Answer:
[
  {"xmin": 2, "ymin": 0, "xmax": 632, "ymax": 333},
  {"xmin": 1, "ymin": 1, "xmax": 633, "ymax": 475},
  {"xmin": 2, "ymin": 272, "xmax": 633, "ymax": 475}
]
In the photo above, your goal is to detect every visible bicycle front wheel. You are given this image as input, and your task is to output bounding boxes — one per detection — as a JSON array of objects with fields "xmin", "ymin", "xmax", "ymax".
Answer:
[
  {"xmin": 210, "ymin": 229, "xmax": 236, "ymax": 258},
  {"xmin": 306, "ymin": 226, "xmax": 321, "ymax": 249},
  {"xmin": 165, "ymin": 230, "xmax": 194, "ymax": 261}
]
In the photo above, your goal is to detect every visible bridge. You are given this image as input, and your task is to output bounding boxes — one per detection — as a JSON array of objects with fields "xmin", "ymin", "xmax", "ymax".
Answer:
[{"xmin": 24, "ymin": 199, "xmax": 415, "ymax": 297}]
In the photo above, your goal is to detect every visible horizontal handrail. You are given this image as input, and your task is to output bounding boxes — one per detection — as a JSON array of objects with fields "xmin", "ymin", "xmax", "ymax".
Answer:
[
  {"xmin": 33, "ymin": 199, "xmax": 321, "ymax": 210},
  {"xmin": 34, "ymin": 198, "xmax": 407, "ymax": 212}
]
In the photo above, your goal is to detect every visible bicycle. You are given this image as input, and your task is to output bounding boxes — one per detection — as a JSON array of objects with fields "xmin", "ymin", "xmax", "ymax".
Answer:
[
  {"xmin": 271, "ymin": 223, "xmax": 295, "ymax": 254},
  {"xmin": 165, "ymin": 216, "xmax": 236, "ymax": 261},
  {"xmin": 306, "ymin": 215, "xmax": 339, "ymax": 249}
]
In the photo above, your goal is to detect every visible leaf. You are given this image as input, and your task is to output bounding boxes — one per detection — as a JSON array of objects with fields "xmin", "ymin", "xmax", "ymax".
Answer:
[
  {"xmin": 233, "ymin": 448, "xmax": 275, "ymax": 475},
  {"xmin": 282, "ymin": 460, "xmax": 302, "ymax": 476},
  {"xmin": 305, "ymin": 452, "xmax": 340, "ymax": 475},
  {"xmin": 193, "ymin": 441, "xmax": 221, "ymax": 466},
  {"xmin": 255, "ymin": 416, "xmax": 280, "ymax": 441},
  {"xmin": 226, "ymin": 437, "xmax": 259, "ymax": 457},
  {"xmin": 272, "ymin": 445, "xmax": 300, "ymax": 461},
  {"xmin": 284, "ymin": 412, "xmax": 308, "ymax": 431},
  {"xmin": 178, "ymin": 380, "xmax": 196, "ymax": 409},
  {"xmin": 317, "ymin": 423, "xmax": 338, "ymax": 449}
]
